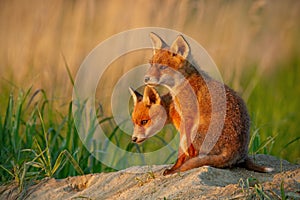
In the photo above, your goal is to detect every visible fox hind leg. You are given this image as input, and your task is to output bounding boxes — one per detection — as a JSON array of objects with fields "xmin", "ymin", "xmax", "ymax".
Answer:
[
  {"xmin": 167, "ymin": 151, "xmax": 233, "ymax": 174},
  {"xmin": 163, "ymin": 144, "xmax": 197, "ymax": 176},
  {"xmin": 163, "ymin": 145, "xmax": 189, "ymax": 176},
  {"xmin": 163, "ymin": 153, "xmax": 187, "ymax": 175}
]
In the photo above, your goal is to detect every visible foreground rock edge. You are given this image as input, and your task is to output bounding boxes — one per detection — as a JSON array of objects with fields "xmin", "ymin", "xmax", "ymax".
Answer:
[{"xmin": 1, "ymin": 154, "xmax": 299, "ymax": 200}]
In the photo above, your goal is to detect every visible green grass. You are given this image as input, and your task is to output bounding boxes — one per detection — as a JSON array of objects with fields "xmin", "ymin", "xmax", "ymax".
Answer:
[
  {"xmin": 0, "ymin": 87, "xmax": 114, "ymax": 191},
  {"xmin": 237, "ymin": 177, "xmax": 300, "ymax": 199},
  {"xmin": 245, "ymin": 58, "xmax": 300, "ymax": 162}
]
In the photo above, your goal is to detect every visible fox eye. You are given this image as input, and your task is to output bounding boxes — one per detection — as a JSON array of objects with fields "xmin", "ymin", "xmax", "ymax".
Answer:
[
  {"xmin": 159, "ymin": 65, "xmax": 168, "ymax": 70},
  {"xmin": 141, "ymin": 120, "xmax": 148, "ymax": 126}
]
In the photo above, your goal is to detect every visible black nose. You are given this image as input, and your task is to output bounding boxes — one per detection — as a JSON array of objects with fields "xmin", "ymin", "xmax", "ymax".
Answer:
[
  {"xmin": 144, "ymin": 76, "xmax": 150, "ymax": 83},
  {"xmin": 132, "ymin": 137, "xmax": 138, "ymax": 142}
]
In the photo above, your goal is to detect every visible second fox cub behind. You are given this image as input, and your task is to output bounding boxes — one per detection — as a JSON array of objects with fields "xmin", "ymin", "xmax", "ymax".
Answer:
[{"xmin": 130, "ymin": 32, "xmax": 273, "ymax": 175}]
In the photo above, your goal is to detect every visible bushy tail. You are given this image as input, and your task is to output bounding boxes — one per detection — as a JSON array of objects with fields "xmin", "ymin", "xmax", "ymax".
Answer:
[{"xmin": 240, "ymin": 157, "xmax": 274, "ymax": 173}]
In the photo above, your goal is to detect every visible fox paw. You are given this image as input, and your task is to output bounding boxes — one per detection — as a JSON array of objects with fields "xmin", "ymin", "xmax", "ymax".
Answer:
[{"xmin": 163, "ymin": 168, "xmax": 174, "ymax": 176}]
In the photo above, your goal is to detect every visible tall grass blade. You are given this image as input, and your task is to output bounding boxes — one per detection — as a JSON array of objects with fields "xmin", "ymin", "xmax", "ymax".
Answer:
[
  {"xmin": 280, "ymin": 180, "xmax": 286, "ymax": 200},
  {"xmin": 3, "ymin": 93, "xmax": 14, "ymax": 146},
  {"xmin": 12, "ymin": 92, "xmax": 24, "ymax": 153},
  {"xmin": 0, "ymin": 164, "xmax": 14, "ymax": 177},
  {"xmin": 62, "ymin": 52, "xmax": 74, "ymax": 86},
  {"xmin": 249, "ymin": 127, "xmax": 260, "ymax": 153},
  {"xmin": 51, "ymin": 150, "xmax": 68, "ymax": 175},
  {"xmin": 37, "ymin": 108, "xmax": 52, "ymax": 176},
  {"xmin": 254, "ymin": 136, "xmax": 276, "ymax": 155},
  {"xmin": 281, "ymin": 136, "xmax": 300, "ymax": 152},
  {"xmin": 33, "ymin": 138, "xmax": 49, "ymax": 175},
  {"xmin": 61, "ymin": 150, "xmax": 84, "ymax": 175}
]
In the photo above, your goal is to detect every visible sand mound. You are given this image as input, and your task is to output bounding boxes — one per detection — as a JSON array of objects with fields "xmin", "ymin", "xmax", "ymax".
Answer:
[{"xmin": 1, "ymin": 154, "xmax": 299, "ymax": 199}]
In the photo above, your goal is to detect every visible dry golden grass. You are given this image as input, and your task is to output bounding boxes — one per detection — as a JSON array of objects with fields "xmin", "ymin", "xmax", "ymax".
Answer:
[{"xmin": 0, "ymin": 0, "xmax": 299, "ymax": 98}]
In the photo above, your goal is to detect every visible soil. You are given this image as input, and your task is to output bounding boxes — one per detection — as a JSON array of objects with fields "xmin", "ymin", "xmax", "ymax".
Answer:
[{"xmin": 1, "ymin": 154, "xmax": 299, "ymax": 200}]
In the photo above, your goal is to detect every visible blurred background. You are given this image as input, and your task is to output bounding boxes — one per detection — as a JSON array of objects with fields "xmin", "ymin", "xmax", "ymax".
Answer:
[{"xmin": 0, "ymin": 0, "xmax": 299, "ymax": 163}]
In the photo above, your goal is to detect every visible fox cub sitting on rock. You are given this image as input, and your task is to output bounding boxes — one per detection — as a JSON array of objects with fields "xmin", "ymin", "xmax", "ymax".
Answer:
[{"xmin": 130, "ymin": 32, "xmax": 273, "ymax": 175}]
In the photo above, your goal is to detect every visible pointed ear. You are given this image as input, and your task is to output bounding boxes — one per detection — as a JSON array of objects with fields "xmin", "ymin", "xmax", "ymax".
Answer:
[
  {"xmin": 149, "ymin": 32, "xmax": 167, "ymax": 54},
  {"xmin": 170, "ymin": 35, "xmax": 190, "ymax": 58},
  {"xmin": 142, "ymin": 86, "xmax": 161, "ymax": 106},
  {"xmin": 129, "ymin": 87, "xmax": 143, "ymax": 106}
]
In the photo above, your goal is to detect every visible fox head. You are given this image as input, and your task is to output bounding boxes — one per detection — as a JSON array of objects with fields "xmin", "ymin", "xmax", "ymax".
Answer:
[
  {"xmin": 129, "ymin": 86, "xmax": 167, "ymax": 143},
  {"xmin": 144, "ymin": 32, "xmax": 196, "ymax": 89}
]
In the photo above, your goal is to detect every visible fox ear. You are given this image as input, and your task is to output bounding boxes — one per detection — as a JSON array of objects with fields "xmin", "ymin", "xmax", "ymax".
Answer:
[
  {"xmin": 143, "ymin": 86, "xmax": 161, "ymax": 106},
  {"xmin": 149, "ymin": 32, "xmax": 167, "ymax": 54},
  {"xmin": 170, "ymin": 35, "xmax": 190, "ymax": 58},
  {"xmin": 129, "ymin": 87, "xmax": 143, "ymax": 106}
]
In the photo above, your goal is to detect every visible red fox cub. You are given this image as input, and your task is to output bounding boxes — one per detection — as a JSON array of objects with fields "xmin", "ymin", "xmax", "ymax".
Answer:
[
  {"xmin": 130, "ymin": 32, "xmax": 273, "ymax": 175},
  {"xmin": 129, "ymin": 86, "xmax": 180, "ymax": 144}
]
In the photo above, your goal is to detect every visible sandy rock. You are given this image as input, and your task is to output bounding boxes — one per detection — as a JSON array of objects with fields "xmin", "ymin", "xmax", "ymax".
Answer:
[{"xmin": 1, "ymin": 154, "xmax": 299, "ymax": 200}]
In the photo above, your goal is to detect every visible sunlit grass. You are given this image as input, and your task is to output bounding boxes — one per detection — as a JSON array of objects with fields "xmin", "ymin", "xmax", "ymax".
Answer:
[{"xmin": 246, "ymin": 59, "xmax": 300, "ymax": 162}]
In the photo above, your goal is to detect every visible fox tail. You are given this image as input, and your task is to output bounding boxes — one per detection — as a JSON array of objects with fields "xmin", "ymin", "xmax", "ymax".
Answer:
[{"xmin": 239, "ymin": 157, "xmax": 274, "ymax": 173}]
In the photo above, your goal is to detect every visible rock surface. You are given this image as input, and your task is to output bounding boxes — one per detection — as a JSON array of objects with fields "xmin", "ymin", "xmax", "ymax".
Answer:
[{"xmin": 1, "ymin": 155, "xmax": 299, "ymax": 200}]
